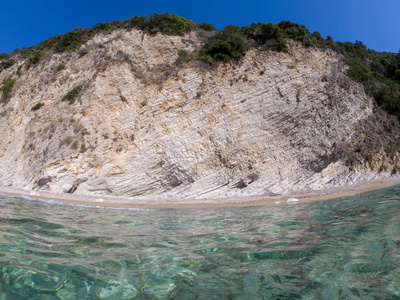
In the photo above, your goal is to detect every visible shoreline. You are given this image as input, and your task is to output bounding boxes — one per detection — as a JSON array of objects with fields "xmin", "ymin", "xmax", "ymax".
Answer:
[{"xmin": 0, "ymin": 177, "xmax": 399, "ymax": 210}]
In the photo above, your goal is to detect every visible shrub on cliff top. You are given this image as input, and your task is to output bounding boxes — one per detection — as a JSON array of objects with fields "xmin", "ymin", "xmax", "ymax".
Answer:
[
  {"xmin": 55, "ymin": 30, "xmax": 89, "ymax": 53},
  {"xmin": 198, "ymin": 22, "xmax": 216, "ymax": 31},
  {"xmin": 28, "ymin": 52, "xmax": 42, "ymax": 64},
  {"xmin": 277, "ymin": 21, "xmax": 311, "ymax": 42},
  {"xmin": 143, "ymin": 13, "xmax": 194, "ymax": 35},
  {"xmin": 252, "ymin": 22, "xmax": 287, "ymax": 51},
  {"xmin": 200, "ymin": 25, "xmax": 248, "ymax": 63},
  {"xmin": 11, "ymin": 13, "xmax": 195, "ymax": 57},
  {"xmin": 0, "ymin": 54, "xmax": 15, "ymax": 71},
  {"xmin": 200, "ymin": 22, "xmax": 288, "ymax": 63}
]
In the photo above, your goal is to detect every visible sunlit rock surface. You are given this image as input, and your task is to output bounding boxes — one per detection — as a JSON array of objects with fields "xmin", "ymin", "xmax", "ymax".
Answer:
[{"xmin": 0, "ymin": 29, "xmax": 399, "ymax": 200}]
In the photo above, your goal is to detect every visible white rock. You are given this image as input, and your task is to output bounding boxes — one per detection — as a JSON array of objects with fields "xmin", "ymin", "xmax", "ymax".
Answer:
[{"xmin": 286, "ymin": 198, "xmax": 299, "ymax": 203}]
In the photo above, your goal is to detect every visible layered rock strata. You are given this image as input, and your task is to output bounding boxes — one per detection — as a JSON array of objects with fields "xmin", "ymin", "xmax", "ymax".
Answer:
[{"xmin": 1, "ymin": 29, "xmax": 399, "ymax": 200}]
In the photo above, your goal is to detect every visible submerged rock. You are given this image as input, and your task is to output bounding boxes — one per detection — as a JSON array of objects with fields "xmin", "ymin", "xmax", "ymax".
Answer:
[{"xmin": 99, "ymin": 279, "xmax": 138, "ymax": 300}]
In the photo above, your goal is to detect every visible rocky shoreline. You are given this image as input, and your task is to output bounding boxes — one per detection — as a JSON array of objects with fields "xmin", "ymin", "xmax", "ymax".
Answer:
[{"xmin": 1, "ymin": 177, "xmax": 399, "ymax": 210}]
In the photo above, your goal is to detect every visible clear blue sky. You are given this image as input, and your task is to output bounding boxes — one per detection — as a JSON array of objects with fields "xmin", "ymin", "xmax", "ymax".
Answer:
[{"xmin": 1, "ymin": 0, "xmax": 399, "ymax": 53}]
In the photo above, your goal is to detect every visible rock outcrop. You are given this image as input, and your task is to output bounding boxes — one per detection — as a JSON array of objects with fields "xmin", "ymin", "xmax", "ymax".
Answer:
[{"xmin": 1, "ymin": 29, "xmax": 399, "ymax": 201}]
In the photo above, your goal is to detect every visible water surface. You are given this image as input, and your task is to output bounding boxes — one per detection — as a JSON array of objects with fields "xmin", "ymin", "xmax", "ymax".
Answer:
[{"xmin": 1, "ymin": 186, "xmax": 400, "ymax": 299}]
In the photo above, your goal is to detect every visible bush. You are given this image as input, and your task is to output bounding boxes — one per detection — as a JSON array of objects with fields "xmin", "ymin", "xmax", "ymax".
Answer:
[
  {"xmin": 142, "ymin": 13, "xmax": 194, "ymax": 35},
  {"xmin": 254, "ymin": 23, "xmax": 282, "ymax": 43},
  {"xmin": 0, "ymin": 58, "xmax": 15, "ymax": 71},
  {"xmin": 29, "ymin": 52, "xmax": 42, "ymax": 64},
  {"xmin": 16, "ymin": 64, "xmax": 23, "ymax": 76},
  {"xmin": 10, "ymin": 13, "xmax": 196, "ymax": 56},
  {"xmin": 62, "ymin": 85, "xmax": 83, "ymax": 104},
  {"xmin": 278, "ymin": 21, "xmax": 310, "ymax": 41},
  {"xmin": 175, "ymin": 49, "xmax": 191, "ymax": 65},
  {"xmin": 347, "ymin": 58, "xmax": 372, "ymax": 83},
  {"xmin": 253, "ymin": 22, "xmax": 287, "ymax": 51},
  {"xmin": 165, "ymin": 14, "xmax": 194, "ymax": 35},
  {"xmin": 31, "ymin": 102, "xmax": 45, "ymax": 111},
  {"xmin": 89, "ymin": 22, "xmax": 112, "ymax": 36},
  {"xmin": 5, "ymin": 13, "xmax": 400, "ymax": 123},
  {"xmin": 198, "ymin": 22, "xmax": 216, "ymax": 31},
  {"xmin": 340, "ymin": 45, "xmax": 400, "ymax": 121},
  {"xmin": 200, "ymin": 25, "xmax": 247, "ymax": 63},
  {"xmin": 55, "ymin": 31, "xmax": 88, "ymax": 52},
  {"xmin": 0, "ymin": 78, "xmax": 16, "ymax": 101},
  {"xmin": 0, "ymin": 53, "xmax": 9, "ymax": 60},
  {"xmin": 80, "ymin": 143, "xmax": 87, "ymax": 153},
  {"xmin": 57, "ymin": 63, "xmax": 66, "ymax": 71}
]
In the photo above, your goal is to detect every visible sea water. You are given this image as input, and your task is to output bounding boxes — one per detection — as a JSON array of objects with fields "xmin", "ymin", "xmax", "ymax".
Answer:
[{"xmin": 0, "ymin": 186, "xmax": 400, "ymax": 299}]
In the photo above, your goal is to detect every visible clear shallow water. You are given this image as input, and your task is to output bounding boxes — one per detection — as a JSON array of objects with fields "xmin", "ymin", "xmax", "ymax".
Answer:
[{"xmin": 0, "ymin": 187, "xmax": 400, "ymax": 299}]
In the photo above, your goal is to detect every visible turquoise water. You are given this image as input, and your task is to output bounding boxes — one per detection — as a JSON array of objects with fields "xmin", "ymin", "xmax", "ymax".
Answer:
[{"xmin": 1, "ymin": 187, "xmax": 400, "ymax": 299}]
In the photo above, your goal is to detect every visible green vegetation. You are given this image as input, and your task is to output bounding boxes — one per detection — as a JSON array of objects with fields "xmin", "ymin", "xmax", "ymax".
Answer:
[
  {"xmin": 71, "ymin": 140, "xmax": 79, "ymax": 150},
  {"xmin": 0, "ymin": 59, "xmax": 15, "ymax": 71},
  {"xmin": 328, "ymin": 41, "xmax": 400, "ymax": 120},
  {"xmin": 62, "ymin": 85, "xmax": 83, "ymax": 104},
  {"xmin": 277, "ymin": 21, "xmax": 311, "ymax": 42},
  {"xmin": 0, "ymin": 53, "xmax": 15, "ymax": 71},
  {"xmin": 175, "ymin": 49, "xmax": 191, "ymax": 65},
  {"xmin": 200, "ymin": 22, "xmax": 289, "ymax": 63},
  {"xmin": 55, "ymin": 30, "xmax": 88, "ymax": 53},
  {"xmin": 200, "ymin": 25, "xmax": 248, "ymax": 63},
  {"xmin": 31, "ymin": 102, "xmax": 44, "ymax": 111},
  {"xmin": 28, "ymin": 52, "xmax": 42, "ymax": 64},
  {"xmin": 253, "ymin": 23, "xmax": 287, "ymax": 51},
  {"xmin": 198, "ymin": 20, "xmax": 400, "ymax": 122},
  {"xmin": 80, "ymin": 143, "xmax": 88, "ymax": 153},
  {"xmin": 198, "ymin": 22, "xmax": 216, "ymax": 31},
  {"xmin": 2, "ymin": 13, "xmax": 399, "ymax": 122},
  {"xmin": 62, "ymin": 136, "xmax": 72, "ymax": 146},
  {"xmin": 8, "ymin": 13, "xmax": 197, "ymax": 60},
  {"xmin": 0, "ymin": 78, "xmax": 16, "ymax": 101},
  {"xmin": 81, "ymin": 128, "xmax": 90, "ymax": 135},
  {"xmin": 57, "ymin": 63, "xmax": 66, "ymax": 71},
  {"xmin": 16, "ymin": 64, "xmax": 23, "ymax": 76}
]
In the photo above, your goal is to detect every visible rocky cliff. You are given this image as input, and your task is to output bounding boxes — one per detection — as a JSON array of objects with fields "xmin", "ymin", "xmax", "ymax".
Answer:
[{"xmin": 1, "ymin": 28, "xmax": 399, "ymax": 201}]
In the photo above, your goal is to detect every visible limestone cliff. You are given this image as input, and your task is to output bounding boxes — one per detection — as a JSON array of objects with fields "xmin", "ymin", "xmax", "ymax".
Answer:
[{"xmin": 1, "ymin": 29, "xmax": 399, "ymax": 200}]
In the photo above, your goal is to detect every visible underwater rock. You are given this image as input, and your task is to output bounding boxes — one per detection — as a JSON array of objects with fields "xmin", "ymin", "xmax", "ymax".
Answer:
[{"xmin": 99, "ymin": 279, "xmax": 138, "ymax": 300}]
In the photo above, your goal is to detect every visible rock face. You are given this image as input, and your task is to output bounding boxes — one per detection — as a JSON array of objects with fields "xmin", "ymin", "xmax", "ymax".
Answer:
[{"xmin": 1, "ymin": 29, "xmax": 399, "ymax": 200}]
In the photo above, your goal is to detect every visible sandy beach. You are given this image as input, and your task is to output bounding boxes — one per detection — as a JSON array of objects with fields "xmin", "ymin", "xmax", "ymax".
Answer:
[{"xmin": 0, "ymin": 177, "xmax": 400, "ymax": 210}]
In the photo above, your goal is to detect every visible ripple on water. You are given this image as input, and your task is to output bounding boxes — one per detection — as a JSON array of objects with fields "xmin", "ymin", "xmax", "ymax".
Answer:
[{"xmin": 0, "ymin": 185, "xmax": 400, "ymax": 298}]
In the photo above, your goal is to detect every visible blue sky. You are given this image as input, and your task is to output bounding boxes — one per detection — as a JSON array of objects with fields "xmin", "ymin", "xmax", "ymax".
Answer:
[{"xmin": 1, "ymin": 0, "xmax": 399, "ymax": 53}]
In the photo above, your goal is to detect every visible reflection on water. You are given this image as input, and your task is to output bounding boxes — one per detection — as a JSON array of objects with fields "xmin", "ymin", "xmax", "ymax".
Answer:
[{"xmin": 0, "ymin": 186, "xmax": 400, "ymax": 299}]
